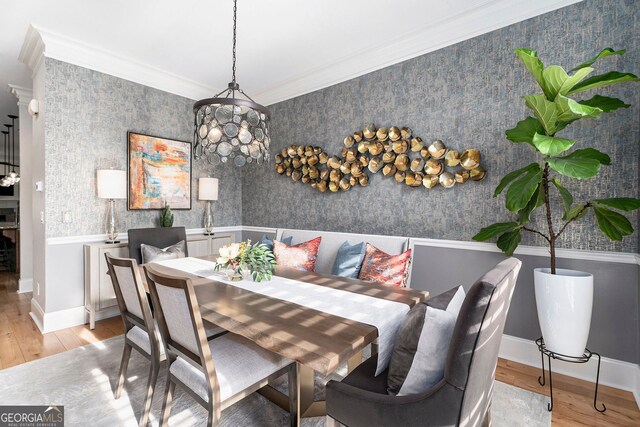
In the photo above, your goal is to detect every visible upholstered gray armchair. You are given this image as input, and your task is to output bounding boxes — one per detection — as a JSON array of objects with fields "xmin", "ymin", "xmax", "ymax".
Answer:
[{"xmin": 326, "ymin": 257, "xmax": 522, "ymax": 427}]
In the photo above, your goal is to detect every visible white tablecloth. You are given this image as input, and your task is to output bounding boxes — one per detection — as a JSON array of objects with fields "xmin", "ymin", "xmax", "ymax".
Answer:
[{"xmin": 154, "ymin": 257, "xmax": 410, "ymax": 375}]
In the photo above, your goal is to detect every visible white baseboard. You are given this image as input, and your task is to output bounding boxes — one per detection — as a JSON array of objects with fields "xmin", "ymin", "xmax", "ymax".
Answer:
[
  {"xmin": 31, "ymin": 299, "xmax": 120, "ymax": 334},
  {"xmin": 29, "ymin": 298, "xmax": 45, "ymax": 333},
  {"xmin": 18, "ymin": 278, "xmax": 33, "ymax": 293},
  {"xmin": 500, "ymin": 334, "xmax": 640, "ymax": 409},
  {"xmin": 635, "ymin": 366, "xmax": 640, "ymax": 410},
  {"xmin": 29, "ymin": 300, "xmax": 87, "ymax": 334}
]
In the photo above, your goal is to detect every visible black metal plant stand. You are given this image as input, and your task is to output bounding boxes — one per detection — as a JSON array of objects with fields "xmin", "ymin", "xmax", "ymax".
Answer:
[{"xmin": 536, "ymin": 337, "xmax": 606, "ymax": 413}]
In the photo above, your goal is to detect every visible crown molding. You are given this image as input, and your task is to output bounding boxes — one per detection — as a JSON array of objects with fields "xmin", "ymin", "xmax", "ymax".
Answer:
[
  {"xmin": 18, "ymin": 24, "xmax": 217, "ymax": 101},
  {"xmin": 18, "ymin": 0, "xmax": 580, "ymax": 106},
  {"xmin": 18, "ymin": 25, "xmax": 45, "ymax": 78},
  {"xmin": 7, "ymin": 84, "xmax": 33, "ymax": 106},
  {"xmin": 255, "ymin": 0, "xmax": 582, "ymax": 105}
]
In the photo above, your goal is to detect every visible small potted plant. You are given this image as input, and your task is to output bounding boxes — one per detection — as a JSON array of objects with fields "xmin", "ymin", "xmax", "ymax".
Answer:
[
  {"xmin": 474, "ymin": 47, "xmax": 639, "ymax": 356},
  {"xmin": 215, "ymin": 241, "xmax": 276, "ymax": 282},
  {"xmin": 160, "ymin": 202, "xmax": 174, "ymax": 227}
]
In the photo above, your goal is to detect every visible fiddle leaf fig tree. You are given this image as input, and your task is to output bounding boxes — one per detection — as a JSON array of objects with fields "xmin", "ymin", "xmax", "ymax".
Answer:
[{"xmin": 473, "ymin": 48, "xmax": 640, "ymax": 273}]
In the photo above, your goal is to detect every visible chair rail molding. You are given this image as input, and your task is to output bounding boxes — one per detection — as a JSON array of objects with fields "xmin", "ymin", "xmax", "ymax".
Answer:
[
  {"xmin": 409, "ymin": 237, "xmax": 640, "ymax": 265},
  {"xmin": 17, "ymin": 0, "xmax": 581, "ymax": 105},
  {"xmin": 242, "ymin": 226, "xmax": 640, "ymax": 266},
  {"xmin": 46, "ymin": 225, "xmax": 243, "ymax": 245}
]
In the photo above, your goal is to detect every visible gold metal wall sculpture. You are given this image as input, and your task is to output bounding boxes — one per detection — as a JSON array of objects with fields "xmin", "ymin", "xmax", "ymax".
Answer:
[{"xmin": 274, "ymin": 124, "xmax": 485, "ymax": 193}]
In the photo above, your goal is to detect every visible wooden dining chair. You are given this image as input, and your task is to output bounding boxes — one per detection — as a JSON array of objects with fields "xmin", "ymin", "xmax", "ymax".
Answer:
[
  {"xmin": 105, "ymin": 253, "xmax": 165, "ymax": 427},
  {"xmin": 144, "ymin": 264, "xmax": 299, "ymax": 427}
]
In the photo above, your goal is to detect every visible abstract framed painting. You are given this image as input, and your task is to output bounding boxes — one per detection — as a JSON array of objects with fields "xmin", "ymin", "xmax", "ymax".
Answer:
[{"xmin": 128, "ymin": 132, "xmax": 192, "ymax": 210}]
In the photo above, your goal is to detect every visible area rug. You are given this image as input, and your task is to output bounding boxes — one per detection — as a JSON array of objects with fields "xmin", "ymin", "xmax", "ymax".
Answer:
[{"xmin": 0, "ymin": 336, "xmax": 551, "ymax": 426}]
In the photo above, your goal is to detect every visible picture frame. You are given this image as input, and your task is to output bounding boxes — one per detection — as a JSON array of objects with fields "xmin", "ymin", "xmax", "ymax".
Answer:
[{"xmin": 127, "ymin": 131, "xmax": 192, "ymax": 210}]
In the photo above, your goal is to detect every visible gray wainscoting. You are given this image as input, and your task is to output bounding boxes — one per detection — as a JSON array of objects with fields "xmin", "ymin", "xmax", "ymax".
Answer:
[
  {"xmin": 242, "ymin": 0, "xmax": 640, "ymax": 253},
  {"xmin": 44, "ymin": 58, "xmax": 242, "ymax": 238},
  {"xmin": 410, "ymin": 245, "xmax": 639, "ymax": 364}
]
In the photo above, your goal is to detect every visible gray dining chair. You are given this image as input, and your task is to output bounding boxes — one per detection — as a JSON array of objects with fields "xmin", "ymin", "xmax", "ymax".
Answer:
[
  {"xmin": 325, "ymin": 257, "xmax": 522, "ymax": 427},
  {"xmin": 127, "ymin": 227, "xmax": 189, "ymax": 264},
  {"xmin": 105, "ymin": 253, "xmax": 165, "ymax": 427},
  {"xmin": 127, "ymin": 226, "xmax": 226, "ymax": 338},
  {"xmin": 144, "ymin": 264, "xmax": 299, "ymax": 427}
]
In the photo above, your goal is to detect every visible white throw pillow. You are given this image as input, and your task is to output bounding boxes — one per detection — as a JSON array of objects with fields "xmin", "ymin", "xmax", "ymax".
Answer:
[{"xmin": 140, "ymin": 240, "xmax": 186, "ymax": 264}]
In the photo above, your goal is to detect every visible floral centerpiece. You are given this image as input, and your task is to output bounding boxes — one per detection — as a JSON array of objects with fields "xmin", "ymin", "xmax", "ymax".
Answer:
[{"xmin": 214, "ymin": 240, "xmax": 276, "ymax": 282}]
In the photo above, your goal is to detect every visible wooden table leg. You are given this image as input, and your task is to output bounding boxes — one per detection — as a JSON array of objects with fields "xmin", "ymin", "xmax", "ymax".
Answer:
[
  {"xmin": 299, "ymin": 363, "xmax": 325, "ymax": 417},
  {"xmin": 258, "ymin": 363, "xmax": 326, "ymax": 423},
  {"xmin": 347, "ymin": 351, "xmax": 363, "ymax": 373},
  {"xmin": 260, "ymin": 347, "xmax": 373, "ymax": 423}
]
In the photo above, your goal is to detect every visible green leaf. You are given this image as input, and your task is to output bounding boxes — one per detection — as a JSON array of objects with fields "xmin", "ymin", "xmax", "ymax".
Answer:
[
  {"xmin": 593, "ymin": 206, "xmax": 634, "ymax": 241},
  {"xmin": 593, "ymin": 198, "xmax": 640, "ymax": 211},
  {"xmin": 542, "ymin": 66, "xmax": 594, "ymax": 99},
  {"xmin": 567, "ymin": 71, "xmax": 640, "ymax": 95},
  {"xmin": 494, "ymin": 163, "xmax": 540, "ymax": 197},
  {"xmin": 547, "ymin": 156, "xmax": 600, "ymax": 179},
  {"xmin": 541, "ymin": 66, "xmax": 568, "ymax": 100},
  {"xmin": 514, "ymin": 49, "xmax": 549, "ymax": 96},
  {"xmin": 570, "ymin": 48, "xmax": 626, "ymax": 72},
  {"xmin": 518, "ymin": 184, "xmax": 541, "ymax": 224},
  {"xmin": 553, "ymin": 119, "xmax": 577, "ymax": 134},
  {"xmin": 566, "ymin": 147, "xmax": 611, "ymax": 165},
  {"xmin": 472, "ymin": 222, "xmax": 520, "ymax": 241},
  {"xmin": 551, "ymin": 178, "xmax": 573, "ymax": 218},
  {"xmin": 564, "ymin": 203, "xmax": 590, "ymax": 222},
  {"xmin": 505, "ymin": 117, "xmax": 545, "ymax": 144},
  {"xmin": 497, "ymin": 229, "xmax": 522, "ymax": 256},
  {"xmin": 525, "ymin": 94, "xmax": 558, "ymax": 135},
  {"xmin": 555, "ymin": 95, "xmax": 603, "ymax": 122},
  {"xmin": 578, "ymin": 95, "xmax": 630, "ymax": 113},
  {"xmin": 531, "ymin": 133, "xmax": 575, "ymax": 156},
  {"xmin": 559, "ymin": 67, "xmax": 595, "ymax": 96},
  {"xmin": 547, "ymin": 148, "xmax": 611, "ymax": 179},
  {"xmin": 506, "ymin": 167, "xmax": 543, "ymax": 212}
]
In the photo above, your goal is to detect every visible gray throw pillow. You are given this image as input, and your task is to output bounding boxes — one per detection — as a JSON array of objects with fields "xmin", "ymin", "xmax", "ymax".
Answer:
[
  {"xmin": 387, "ymin": 286, "xmax": 465, "ymax": 396},
  {"xmin": 140, "ymin": 240, "xmax": 187, "ymax": 264}
]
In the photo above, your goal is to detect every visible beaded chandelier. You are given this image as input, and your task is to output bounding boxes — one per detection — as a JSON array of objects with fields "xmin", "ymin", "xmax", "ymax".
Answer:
[{"xmin": 192, "ymin": 0, "xmax": 270, "ymax": 167}]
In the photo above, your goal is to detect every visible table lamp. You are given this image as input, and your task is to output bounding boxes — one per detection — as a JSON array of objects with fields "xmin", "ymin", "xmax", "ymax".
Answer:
[
  {"xmin": 97, "ymin": 169, "xmax": 126, "ymax": 243},
  {"xmin": 199, "ymin": 177, "xmax": 218, "ymax": 235}
]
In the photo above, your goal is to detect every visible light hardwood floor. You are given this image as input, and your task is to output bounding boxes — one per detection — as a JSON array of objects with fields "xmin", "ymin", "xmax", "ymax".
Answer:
[
  {"xmin": 0, "ymin": 272, "xmax": 638, "ymax": 425},
  {"xmin": 0, "ymin": 272, "xmax": 123, "ymax": 369}
]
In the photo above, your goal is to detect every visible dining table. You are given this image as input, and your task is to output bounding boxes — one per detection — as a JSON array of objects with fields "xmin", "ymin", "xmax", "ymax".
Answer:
[{"xmin": 141, "ymin": 255, "xmax": 428, "ymax": 424}]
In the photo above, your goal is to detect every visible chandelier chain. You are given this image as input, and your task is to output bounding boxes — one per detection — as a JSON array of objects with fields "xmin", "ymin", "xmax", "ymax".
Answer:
[{"xmin": 231, "ymin": 0, "xmax": 238, "ymax": 85}]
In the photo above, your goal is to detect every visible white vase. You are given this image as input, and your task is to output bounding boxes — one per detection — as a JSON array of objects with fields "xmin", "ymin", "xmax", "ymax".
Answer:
[{"xmin": 534, "ymin": 268, "xmax": 594, "ymax": 357}]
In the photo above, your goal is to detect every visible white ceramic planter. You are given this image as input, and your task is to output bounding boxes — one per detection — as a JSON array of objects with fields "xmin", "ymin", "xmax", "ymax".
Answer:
[{"xmin": 534, "ymin": 268, "xmax": 594, "ymax": 357}]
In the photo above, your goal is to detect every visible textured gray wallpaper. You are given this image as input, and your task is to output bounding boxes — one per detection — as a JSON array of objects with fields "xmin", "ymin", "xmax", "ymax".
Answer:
[
  {"xmin": 242, "ymin": 0, "xmax": 640, "ymax": 253},
  {"xmin": 45, "ymin": 59, "xmax": 242, "ymax": 238}
]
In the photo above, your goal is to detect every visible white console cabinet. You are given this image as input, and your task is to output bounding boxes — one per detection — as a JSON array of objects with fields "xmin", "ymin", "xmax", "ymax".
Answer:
[{"xmin": 84, "ymin": 233, "xmax": 234, "ymax": 329}]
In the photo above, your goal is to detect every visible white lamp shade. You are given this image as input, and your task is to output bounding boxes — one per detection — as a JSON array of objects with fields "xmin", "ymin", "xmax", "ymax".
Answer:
[
  {"xmin": 97, "ymin": 170, "xmax": 127, "ymax": 199},
  {"xmin": 199, "ymin": 178, "xmax": 219, "ymax": 201}
]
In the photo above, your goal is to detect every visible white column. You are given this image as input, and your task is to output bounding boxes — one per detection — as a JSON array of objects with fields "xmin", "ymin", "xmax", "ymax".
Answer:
[{"xmin": 8, "ymin": 84, "xmax": 33, "ymax": 293}]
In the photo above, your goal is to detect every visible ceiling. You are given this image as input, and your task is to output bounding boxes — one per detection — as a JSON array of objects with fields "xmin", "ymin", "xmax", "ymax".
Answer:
[{"xmin": 2, "ymin": 0, "xmax": 580, "ymax": 122}]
